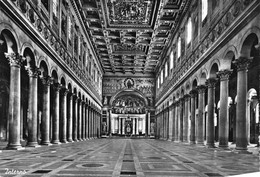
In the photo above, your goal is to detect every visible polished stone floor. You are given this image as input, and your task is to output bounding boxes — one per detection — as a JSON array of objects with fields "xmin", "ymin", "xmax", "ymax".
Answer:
[{"xmin": 0, "ymin": 139, "xmax": 259, "ymax": 177}]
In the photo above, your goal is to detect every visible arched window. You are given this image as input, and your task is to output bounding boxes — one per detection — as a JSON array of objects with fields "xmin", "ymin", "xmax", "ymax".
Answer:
[
  {"xmin": 202, "ymin": 0, "xmax": 208, "ymax": 21},
  {"xmin": 186, "ymin": 17, "xmax": 192, "ymax": 44},
  {"xmin": 177, "ymin": 37, "xmax": 181, "ymax": 58},
  {"xmin": 53, "ymin": 0, "xmax": 58, "ymax": 17},
  {"xmin": 170, "ymin": 51, "xmax": 173, "ymax": 69},
  {"xmin": 165, "ymin": 62, "xmax": 168, "ymax": 77},
  {"xmin": 68, "ymin": 16, "xmax": 72, "ymax": 40}
]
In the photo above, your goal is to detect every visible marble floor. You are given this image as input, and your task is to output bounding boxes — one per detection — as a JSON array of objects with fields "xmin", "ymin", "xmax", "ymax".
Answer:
[{"xmin": 0, "ymin": 139, "xmax": 259, "ymax": 177}]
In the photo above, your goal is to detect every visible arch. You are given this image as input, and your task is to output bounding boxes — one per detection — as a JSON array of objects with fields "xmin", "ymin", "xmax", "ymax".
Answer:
[
  {"xmin": 209, "ymin": 63, "xmax": 219, "ymax": 78},
  {"xmin": 59, "ymin": 74, "xmax": 67, "ymax": 84},
  {"xmin": 68, "ymin": 83, "xmax": 72, "ymax": 92},
  {"xmin": 51, "ymin": 70, "xmax": 59, "ymax": 84},
  {"xmin": 78, "ymin": 92, "xmax": 82, "ymax": 100},
  {"xmin": 222, "ymin": 45, "xmax": 238, "ymax": 60},
  {"xmin": 239, "ymin": 27, "xmax": 260, "ymax": 58},
  {"xmin": 221, "ymin": 48, "xmax": 237, "ymax": 70},
  {"xmin": 39, "ymin": 60, "xmax": 49, "ymax": 77},
  {"xmin": 180, "ymin": 88, "xmax": 185, "ymax": 97},
  {"xmin": 37, "ymin": 56, "xmax": 50, "ymax": 75},
  {"xmin": 0, "ymin": 24, "xmax": 20, "ymax": 53},
  {"xmin": 200, "ymin": 71, "xmax": 207, "ymax": 85},
  {"xmin": 109, "ymin": 88, "xmax": 149, "ymax": 106},
  {"xmin": 23, "ymin": 47, "xmax": 36, "ymax": 67},
  {"xmin": 185, "ymin": 82, "xmax": 191, "ymax": 94},
  {"xmin": 192, "ymin": 78, "xmax": 198, "ymax": 90},
  {"xmin": 60, "ymin": 77, "xmax": 66, "ymax": 88}
]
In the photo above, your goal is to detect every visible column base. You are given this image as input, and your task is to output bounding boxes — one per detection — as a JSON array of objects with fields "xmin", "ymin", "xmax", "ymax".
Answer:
[
  {"xmin": 82, "ymin": 138, "xmax": 86, "ymax": 141},
  {"xmin": 79, "ymin": 138, "xmax": 83, "ymax": 141},
  {"xmin": 196, "ymin": 141, "xmax": 205, "ymax": 146},
  {"xmin": 61, "ymin": 140, "xmax": 68, "ymax": 143},
  {"xmin": 73, "ymin": 139, "xmax": 79, "ymax": 142},
  {"xmin": 218, "ymin": 144, "xmax": 229, "ymax": 149},
  {"xmin": 190, "ymin": 141, "xmax": 196, "ymax": 145},
  {"xmin": 206, "ymin": 144, "xmax": 216, "ymax": 148},
  {"xmin": 51, "ymin": 140, "xmax": 61, "ymax": 144},
  {"xmin": 41, "ymin": 141, "xmax": 52, "ymax": 146},
  {"xmin": 6, "ymin": 144, "xmax": 24, "ymax": 150},
  {"xmin": 27, "ymin": 142, "xmax": 41, "ymax": 148},
  {"xmin": 233, "ymin": 149, "xmax": 252, "ymax": 154},
  {"xmin": 67, "ymin": 139, "xmax": 73, "ymax": 142}
]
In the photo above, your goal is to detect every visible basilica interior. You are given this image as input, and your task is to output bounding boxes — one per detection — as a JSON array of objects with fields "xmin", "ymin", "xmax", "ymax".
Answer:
[{"xmin": 0, "ymin": 0, "xmax": 259, "ymax": 176}]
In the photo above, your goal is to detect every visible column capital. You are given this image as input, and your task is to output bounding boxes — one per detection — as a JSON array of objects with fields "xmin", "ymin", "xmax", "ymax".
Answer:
[
  {"xmin": 217, "ymin": 69, "xmax": 233, "ymax": 81},
  {"xmin": 61, "ymin": 88, "xmax": 69, "ymax": 96},
  {"xmin": 5, "ymin": 52, "xmax": 24, "ymax": 67},
  {"xmin": 25, "ymin": 66, "xmax": 41, "ymax": 78},
  {"xmin": 179, "ymin": 97, "xmax": 185, "ymax": 103},
  {"xmin": 175, "ymin": 100, "xmax": 180, "ymax": 106},
  {"xmin": 53, "ymin": 83, "xmax": 62, "ymax": 92},
  {"xmin": 189, "ymin": 89, "xmax": 197, "ymax": 97},
  {"xmin": 183, "ymin": 94, "xmax": 190, "ymax": 101},
  {"xmin": 41, "ymin": 76, "xmax": 53, "ymax": 86},
  {"xmin": 196, "ymin": 85, "xmax": 207, "ymax": 93},
  {"xmin": 206, "ymin": 78, "xmax": 218, "ymax": 88},
  {"xmin": 233, "ymin": 56, "xmax": 252, "ymax": 71}
]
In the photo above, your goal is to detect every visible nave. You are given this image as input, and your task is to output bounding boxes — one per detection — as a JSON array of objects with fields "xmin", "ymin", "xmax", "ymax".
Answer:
[{"xmin": 0, "ymin": 139, "xmax": 259, "ymax": 177}]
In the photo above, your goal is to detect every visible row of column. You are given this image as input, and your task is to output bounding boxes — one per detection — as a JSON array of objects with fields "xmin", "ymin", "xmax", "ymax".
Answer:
[
  {"xmin": 156, "ymin": 57, "xmax": 252, "ymax": 151},
  {"xmin": 5, "ymin": 52, "xmax": 102, "ymax": 150}
]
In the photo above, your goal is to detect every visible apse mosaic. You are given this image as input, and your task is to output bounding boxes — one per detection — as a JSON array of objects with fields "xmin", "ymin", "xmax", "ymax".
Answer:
[
  {"xmin": 107, "ymin": 0, "xmax": 153, "ymax": 25},
  {"xmin": 102, "ymin": 77, "xmax": 155, "ymax": 107},
  {"xmin": 112, "ymin": 95, "xmax": 146, "ymax": 114}
]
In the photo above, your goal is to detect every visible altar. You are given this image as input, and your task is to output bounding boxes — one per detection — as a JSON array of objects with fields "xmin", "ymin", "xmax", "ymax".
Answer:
[{"xmin": 110, "ymin": 114, "xmax": 146, "ymax": 135}]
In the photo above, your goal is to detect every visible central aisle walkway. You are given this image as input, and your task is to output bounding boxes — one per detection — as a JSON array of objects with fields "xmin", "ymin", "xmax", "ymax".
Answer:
[{"xmin": 0, "ymin": 139, "xmax": 259, "ymax": 177}]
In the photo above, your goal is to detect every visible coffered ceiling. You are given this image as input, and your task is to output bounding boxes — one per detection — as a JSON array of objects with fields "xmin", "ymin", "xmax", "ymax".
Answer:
[{"xmin": 76, "ymin": 0, "xmax": 190, "ymax": 76}]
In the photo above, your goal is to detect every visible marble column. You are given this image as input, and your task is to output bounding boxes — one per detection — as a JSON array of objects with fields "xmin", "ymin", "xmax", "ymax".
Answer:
[
  {"xmin": 206, "ymin": 78, "xmax": 218, "ymax": 148},
  {"xmin": 196, "ymin": 85, "xmax": 206, "ymax": 145},
  {"xmin": 183, "ymin": 94, "xmax": 190, "ymax": 142},
  {"xmin": 82, "ymin": 102, "xmax": 86, "ymax": 140},
  {"xmin": 217, "ymin": 70, "xmax": 233, "ymax": 148},
  {"xmin": 119, "ymin": 117, "xmax": 122, "ymax": 134},
  {"xmin": 189, "ymin": 90, "xmax": 197, "ymax": 144},
  {"xmin": 90, "ymin": 107, "xmax": 93, "ymax": 138},
  {"xmin": 179, "ymin": 98, "xmax": 184, "ymax": 142},
  {"xmin": 67, "ymin": 93, "xmax": 73, "ymax": 142},
  {"xmin": 136, "ymin": 118, "xmax": 139, "ymax": 135},
  {"xmin": 88, "ymin": 107, "xmax": 91, "ymax": 138},
  {"xmin": 5, "ymin": 53, "xmax": 24, "ymax": 150},
  {"xmin": 168, "ymin": 104, "xmax": 173, "ymax": 141},
  {"xmin": 78, "ymin": 100, "xmax": 82, "ymax": 141},
  {"xmin": 122, "ymin": 118, "xmax": 125, "ymax": 135},
  {"xmin": 172, "ymin": 102, "xmax": 176, "ymax": 141},
  {"xmin": 174, "ymin": 101, "xmax": 179, "ymax": 142},
  {"xmin": 73, "ymin": 96, "xmax": 78, "ymax": 141},
  {"xmin": 85, "ymin": 104, "xmax": 89, "ymax": 139},
  {"xmin": 40, "ymin": 76, "xmax": 53, "ymax": 145},
  {"xmin": 148, "ymin": 111, "xmax": 151, "ymax": 136},
  {"xmin": 233, "ymin": 57, "xmax": 252, "ymax": 151},
  {"xmin": 26, "ymin": 67, "xmax": 40, "ymax": 147},
  {"xmin": 60, "ymin": 88, "xmax": 69, "ymax": 143},
  {"xmin": 51, "ymin": 84, "xmax": 61, "ymax": 144},
  {"xmin": 133, "ymin": 118, "xmax": 136, "ymax": 135}
]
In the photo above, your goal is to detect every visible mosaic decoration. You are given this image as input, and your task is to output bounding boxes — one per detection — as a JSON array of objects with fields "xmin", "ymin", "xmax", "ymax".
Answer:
[
  {"xmin": 112, "ymin": 94, "xmax": 146, "ymax": 114},
  {"xmin": 102, "ymin": 77, "xmax": 155, "ymax": 106},
  {"xmin": 102, "ymin": 77, "xmax": 154, "ymax": 96},
  {"xmin": 107, "ymin": 0, "xmax": 153, "ymax": 25}
]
